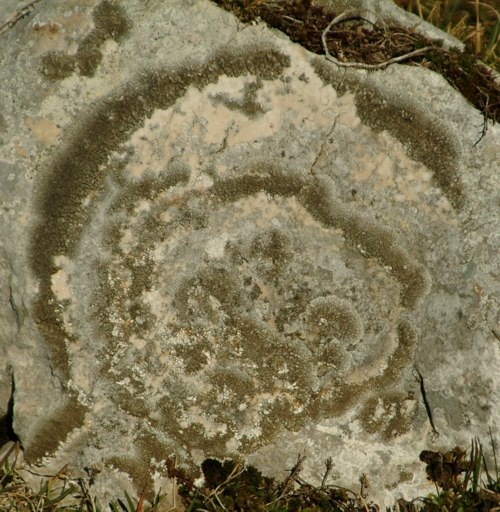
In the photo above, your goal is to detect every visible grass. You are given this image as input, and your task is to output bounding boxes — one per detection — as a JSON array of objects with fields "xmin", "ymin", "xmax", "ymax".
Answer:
[
  {"xmin": 0, "ymin": 442, "xmax": 166, "ymax": 512},
  {"xmin": 393, "ymin": 0, "xmax": 500, "ymax": 72},
  {"xmin": 1, "ymin": 437, "xmax": 500, "ymax": 511}
]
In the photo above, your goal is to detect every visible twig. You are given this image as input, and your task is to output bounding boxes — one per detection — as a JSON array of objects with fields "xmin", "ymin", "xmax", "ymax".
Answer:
[
  {"xmin": 414, "ymin": 366, "xmax": 439, "ymax": 435},
  {"xmin": 165, "ymin": 455, "xmax": 178, "ymax": 512},
  {"xmin": 0, "ymin": 0, "xmax": 44, "ymax": 36},
  {"xmin": 265, "ymin": 454, "xmax": 306, "ymax": 507},
  {"xmin": 359, "ymin": 472, "xmax": 369, "ymax": 497},
  {"xmin": 213, "ymin": 489, "xmax": 228, "ymax": 511},
  {"xmin": 321, "ymin": 9, "xmax": 444, "ymax": 70},
  {"xmin": 205, "ymin": 440, "xmax": 256, "ymax": 502},
  {"xmin": 321, "ymin": 457, "xmax": 333, "ymax": 488},
  {"xmin": 326, "ymin": 484, "xmax": 370, "ymax": 512},
  {"xmin": 282, "ymin": 15, "xmax": 303, "ymax": 24},
  {"xmin": 475, "ymin": 94, "xmax": 490, "ymax": 145},
  {"xmin": 23, "ymin": 466, "xmax": 70, "ymax": 480},
  {"xmin": 281, "ymin": 454, "xmax": 306, "ymax": 494}
]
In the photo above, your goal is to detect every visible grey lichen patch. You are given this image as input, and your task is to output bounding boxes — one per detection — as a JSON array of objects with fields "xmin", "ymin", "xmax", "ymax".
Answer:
[
  {"xmin": 210, "ymin": 79, "xmax": 268, "ymax": 118},
  {"xmin": 80, "ymin": 158, "xmax": 425, "ymax": 469},
  {"xmin": 311, "ymin": 57, "xmax": 464, "ymax": 210},
  {"xmin": 211, "ymin": 164, "xmax": 307, "ymax": 202},
  {"xmin": 107, "ymin": 429, "xmax": 175, "ymax": 499},
  {"xmin": 28, "ymin": 30, "xmax": 431, "ymax": 486},
  {"xmin": 370, "ymin": 317, "xmax": 418, "ymax": 389},
  {"xmin": 40, "ymin": 51, "xmax": 76, "ymax": 80},
  {"xmin": 353, "ymin": 89, "xmax": 464, "ymax": 211},
  {"xmin": 251, "ymin": 226, "xmax": 293, "ymax": 264},
  {"xmin": 174, "ymin": 261, "xmax": 241, "ymax": 325},
  {"xmin": 23, "ymin": 394, "xmax": 87, "ymax": 462},
  {"xmin": 298, "ymin": 176, "xmax": 431, "ymax": 309},
  {"xmin": 359, "ymin": 391, "xmax": 416, "ymax": 441},
  {"xmin": 315, "ymin": 343, "xmax": 352, "ymax": 377},
  {"xmin": 304, "ymin": 296, "xmax": 364, "ymax": 345},
  {"xmin": 29, "ymin": 44, "xmax": 292, "ymax": 463},
  {"xmin": 41, "ymin": 0, "xmax": 131, "ymax": 80}
]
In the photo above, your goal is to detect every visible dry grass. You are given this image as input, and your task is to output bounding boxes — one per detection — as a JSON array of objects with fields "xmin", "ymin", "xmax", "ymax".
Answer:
[{"xmin": 393, "ymin": 0, "xmax": 500, "ymax": 71}]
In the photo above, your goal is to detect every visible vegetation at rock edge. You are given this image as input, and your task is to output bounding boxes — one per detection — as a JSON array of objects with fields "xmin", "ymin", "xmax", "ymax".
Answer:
[{"xmin": 1, "ymin": 437, "xmax": 500, "ymax": 511}]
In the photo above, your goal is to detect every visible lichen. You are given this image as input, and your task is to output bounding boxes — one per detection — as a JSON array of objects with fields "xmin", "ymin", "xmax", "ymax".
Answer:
[
  {"xmin": 359, "ymin": 391, "xmax": 416, "ymax": 441},
  {"xmin": 41, "ymin": 0, "xmax": 131, "ymax": 80},
  {"xmin": 29, "ymin": 32, "xmax": 428, "ymax": 490},
  {"xmin": 210, "ymin": 79, "xmax": 268, "ymax": 119},
  {"xmin": 29, "ymin": 44, "xmax": 291, "ymax": 462},
  {"xmin": 311, "ymin": 57, "xmax": 464, "ymax": 210},
  {"xmin": 303, "ymin": 295, "xmax": 364, "ymax": 345}
]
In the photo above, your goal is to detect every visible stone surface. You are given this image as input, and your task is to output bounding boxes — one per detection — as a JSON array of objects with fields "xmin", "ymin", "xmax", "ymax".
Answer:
[{"xmin": 0, "ymin": 0, "xmax": 499, "ymax": 507}]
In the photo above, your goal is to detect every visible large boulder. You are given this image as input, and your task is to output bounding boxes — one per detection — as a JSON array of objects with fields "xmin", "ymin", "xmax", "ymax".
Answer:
[{"xmin": 1, "ymin": 0, "xmax": 499, "ymax": 506}]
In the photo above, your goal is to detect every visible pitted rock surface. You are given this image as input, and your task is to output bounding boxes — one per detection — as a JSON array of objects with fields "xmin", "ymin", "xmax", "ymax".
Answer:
[{"xmin": 1, "ymin": 0, "xmax": 499, "ymax": 507}]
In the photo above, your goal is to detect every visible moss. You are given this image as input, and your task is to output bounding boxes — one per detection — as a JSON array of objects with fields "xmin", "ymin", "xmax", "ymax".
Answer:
[
  {"xmin": 371, "ymin": 317, "xmax": 418, "ymax": 389},
  {"xmin": 40, "ymin": 51, "xmax": 76, "ymax": 80},
  {"xmin": 209, "ymin": 367, "xmax": 255, "ymax": 401},
  {"xmin": 171, "ymin": 339, "xmax": 211, "ymax": 374},
  {"xmin": 106, "ymin": 431, "xmax": 169, "ymax": 502},
  {"xmin": 259, "ymin": 395, "xmax": 309, "ymax": 438},
  {"xmin": 30, "ymin": 42, "xmax": 291, "ymax": 397},
  {"xmin": 275, "ymin": 282, "xmax": 316, "ymax": 333},
  {"xmin": 316, "ymin": 343, "xmax": 350, "ymax": 374},
  {"xmin": 299, "ymin": 176, "xmax": 431, "ymax": 309},
  {"xmin": 93, "ymin": 0, "xmax": 130, "ymax": 43},
  {"xmin": 250, "ymin": 226, "xmax": 293, "ymax": 264},
  {"xmin": 114, "ymin": 389, "xmax": 150, "ymax": 419},
  {"xmin": 29, "ymin": 20, "xmax": 430, "ymax": 481},
  {"xmin": 211, "ymin": 165, "xmax": 306, "ymax": 202},
  {"xmin": 174, "ymin": 262, "xmax": 241, "ymax": 323},
  {"xmin": 354, "ymin": 88, "xmax": 465, "ymax": 210},
  {"xmin": 308, "ymin": 381, "xmax": 363, "ymax": 420},
  {"xmin": 112, "ymin": 165, "xmax": 191, "ymax": 214}
]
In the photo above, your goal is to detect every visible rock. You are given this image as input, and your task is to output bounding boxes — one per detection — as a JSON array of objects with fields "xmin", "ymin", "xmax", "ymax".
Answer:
[{"xmin": 0, "ymin": 0, "xmax": 499, "ymax": 507}]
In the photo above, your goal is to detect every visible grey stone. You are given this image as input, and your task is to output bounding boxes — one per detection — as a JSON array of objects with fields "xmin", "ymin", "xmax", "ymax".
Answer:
[{"xmin": 1, "ymin": 0, "xmax": 499, "ymax": 507}]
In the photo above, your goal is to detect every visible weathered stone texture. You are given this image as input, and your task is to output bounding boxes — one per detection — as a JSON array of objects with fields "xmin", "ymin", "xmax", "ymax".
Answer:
[{"xmin": 0, "ymin": 0, "xmax": 499, "ymax": 507}]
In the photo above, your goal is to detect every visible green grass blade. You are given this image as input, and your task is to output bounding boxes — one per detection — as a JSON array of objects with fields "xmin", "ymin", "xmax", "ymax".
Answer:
[
  {"xmin": 492, "ymin": 428, "xmax": 499, "ymax": 481},
  {"xmin": 472, "ymin": 439, "xmax": 482, "ymax": 494},
  {"xmin": 486, "ymin": 21, "xmax": 500, "ymax": 58},
  {"xmin": 49, "ymin": 484, "xmax": 77, "ymax": 504},
  {"xmin": 125, "ymin": 491, "xmax": 137, "ymax": 512},
  {"xmin": 39, "ymin": 480, "xmax": 50, "ymax": 497}
]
